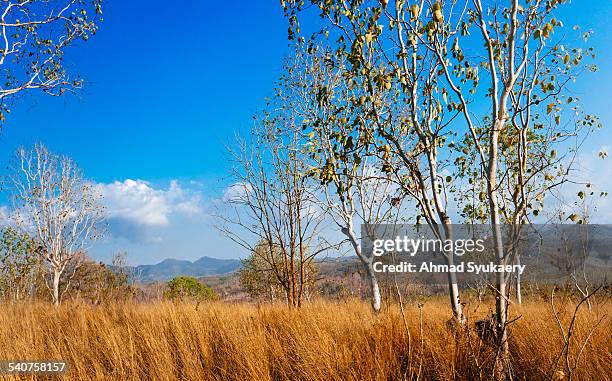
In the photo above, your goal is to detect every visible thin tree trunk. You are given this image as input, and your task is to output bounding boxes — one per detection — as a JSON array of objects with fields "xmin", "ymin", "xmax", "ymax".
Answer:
[
  {"xmin": 442, "ymin": 222, "xmax": 465, "ymax": 324},
  {"xmin": 494, "ymin": 273, "xmax": 510, "ymax": 381},
  {"xmin": 490, "ymin": 117, "xmax": 511, "ymax": 380},
  {"xmin": 491, "ymin": 221, "xmax": 511, "ymax": 380},
  {"xmin": 52, "ymin": 268, "xmax": 62, "ymax": 306},
  {"xmin": 365, "ymin": 261, "xmax": 381, "ymax": 312},
  {"xmin": 344, "ymin": 226, "xmax": 382, "ymax": 312},
  {"xmin": 516, "ymin": 255, "xmax": 522, "ymax": 305},
  {"xmin": 447, "ymin": 270, "xmax": 464, "ymax": 323}
]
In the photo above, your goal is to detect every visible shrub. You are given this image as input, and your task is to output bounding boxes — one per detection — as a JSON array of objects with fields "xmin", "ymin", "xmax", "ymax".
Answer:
[
  {"xmin": 239, "ymin": 240, "xmax": 317, "ymax": 302},
  {"xmin": 0, "ymin": 227, "xmax": 41, "ymax": 302},
  {"xmin": 164, "ymin": 276, "xmax": 218, "ymax": 301}
]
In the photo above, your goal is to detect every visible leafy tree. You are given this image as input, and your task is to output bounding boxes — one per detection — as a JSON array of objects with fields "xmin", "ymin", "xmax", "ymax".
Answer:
[
  {"xmin": 164, "ymin": 276, "xmax": 218, "ymax": 302},
  {"xmin": 424, "ymin": 2, "xmax": 600, "ymax": 376},
  {"xmin": 283, "ymin": 0, "xmax": 471, "ymax": 322},
  {"xmin": 0, "ymin": 227, "xmax": 40, "ymax": 301},
  {"xmin": 284, "ymin": 1, "xmax": 601, "ymax": 377},
  {"xmin": 239, "ymin": 240, "xmax": 317, "ymax": 302},
  {"xmin": 0, "ymin": 0, "xmax": 103, "ymax": 124},
  {"xmin": 273, "ymin": 46, "xmax": 402, "ymax": 312}
]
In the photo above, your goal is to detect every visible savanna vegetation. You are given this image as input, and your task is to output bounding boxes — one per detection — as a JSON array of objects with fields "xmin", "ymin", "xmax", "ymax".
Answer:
[
  {"xmin": 0, "ymin": 0, "xmax": 610, "ymax": 380},
  {"xmin": 0, "ymin": 298, "xmax": 609, "ymax": 381}
]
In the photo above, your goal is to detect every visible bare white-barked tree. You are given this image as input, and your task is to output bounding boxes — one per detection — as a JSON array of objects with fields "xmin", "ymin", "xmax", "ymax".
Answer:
[{"xmin": 10, "ymin": 143, "xmax": 105, "ymax": 305}]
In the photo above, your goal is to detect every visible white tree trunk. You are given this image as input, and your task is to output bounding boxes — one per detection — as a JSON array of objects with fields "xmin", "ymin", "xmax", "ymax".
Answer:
[
  {"xmin": 494, "ymin": 273, "xmax": 510, "ymax": 381},
  {"xmin": 441, "ymin": 223, "xmax": 465, "ymax": 324},
  {"xmin": 343, "ymin": 226, "xmax": 382, "ymax": 312},
  {"xmin": 447, "ymin": 270, "xmax": 464, "ymax": 323},
  {"xmin": 489, "ymin": 148, "xmax": 511, "ymax": 380},
  {"xmin": 365, "ymin": 262, "xmax": 381, "ymax": 312},
  {"xmin": 52, "ymin": 268, "xmax": 62, "ymax": 306},
  {"xmin": 489, "ymin": 115, "xmax": 511, "ymax": 380}
]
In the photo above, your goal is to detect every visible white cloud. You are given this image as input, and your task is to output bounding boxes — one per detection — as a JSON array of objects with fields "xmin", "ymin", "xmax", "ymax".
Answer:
[
  {"xmin": 97, "ymin": 179, "xmax": 206, "ymax": 243},
  {"xmin": 99, "ymin": 179, "xmax": 172, "ymax": 226},
  {"xmin": 222, "ymin": 182, "xmax": 252, "ymax": 203},
  {"xmin": 0, "ymin": 178, "xmax": 245, "ymax": 264}
]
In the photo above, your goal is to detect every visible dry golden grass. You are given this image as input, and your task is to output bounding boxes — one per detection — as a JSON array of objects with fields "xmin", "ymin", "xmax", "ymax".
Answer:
[{"xmin": 0, "ymin": 298, "xmax": 610, "ymax": 380}]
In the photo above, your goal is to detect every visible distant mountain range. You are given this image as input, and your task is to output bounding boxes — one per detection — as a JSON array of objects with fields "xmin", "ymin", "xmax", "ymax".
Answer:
[{"xmin": 133, "ymin": 256, "xmax": 242, "ymax": 282}]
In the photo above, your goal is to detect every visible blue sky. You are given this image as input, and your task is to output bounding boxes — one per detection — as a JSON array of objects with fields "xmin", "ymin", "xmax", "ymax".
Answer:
[
  {"xmin": 0, "ymin": 0, "xmax": 290, "ymax": 182},
  {"xmin": 0, "ymin": 1, "xmax": 610, "ymax": 265},
  {"xmin": 0, "ymin": 1, "xmax": 293, "ymax": 265}
]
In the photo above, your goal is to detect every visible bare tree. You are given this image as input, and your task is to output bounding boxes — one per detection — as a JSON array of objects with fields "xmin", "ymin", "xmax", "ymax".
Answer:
[
  {"xmin": 0, "ymin": 0, "xmax": 103, "ymax": 123},
  {"xmin": 10, "ymin": 143, "xmax": 105, "ymax": 305},
  {"xmin": 546, "ymin": 197, "xmax": 606, "ymax": 312},
  {"xmin": 548, "ymin": 286, "xmax": 605, "ymax": 381},
  {"xmin": 218, "ymin": 112, "xmax": 334, "ymax": 308}
]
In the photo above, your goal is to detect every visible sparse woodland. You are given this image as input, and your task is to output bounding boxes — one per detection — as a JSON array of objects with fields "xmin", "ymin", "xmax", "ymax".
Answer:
[{"xmin": 0, "ymin": 0, "xmax": 610, "ymax": 380}]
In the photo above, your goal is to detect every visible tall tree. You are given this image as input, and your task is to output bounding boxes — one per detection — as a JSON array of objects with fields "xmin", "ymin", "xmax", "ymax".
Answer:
[
  {"xmin": 0, "ymin": 0, "xmax": 103, "ymax": 124},
  {"xmin": 10, "ymin": 143, "xmax": 105, "ymax": 305},
  {"xmin": 218, "ymin": 110, "xmax": 334, "ymax": 308},
  {"xmin": 283, "ymin": 0, "xmax": 472, "ymax": 322},
  {"xmin": 404, "ymin": 0, "xmax": 599, "ymax": 378},
  {"xmin": 278, "ymin": 46, "xmax": 403, "ymax": 311},
  {"xmin": 284, "ymin": 1, "xmax": 601, "ymax": 376}
]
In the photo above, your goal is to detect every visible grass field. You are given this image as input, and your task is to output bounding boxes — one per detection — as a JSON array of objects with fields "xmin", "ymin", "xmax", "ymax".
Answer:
[{"xmin": 0, "ymin": 298, "xmax": 610, "ymax": 380}]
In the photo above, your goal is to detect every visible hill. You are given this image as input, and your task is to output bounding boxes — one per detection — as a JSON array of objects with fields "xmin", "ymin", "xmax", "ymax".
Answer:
[{"xmin": 134, "ymin": 256, "xmax": 241, "ymax": 281}]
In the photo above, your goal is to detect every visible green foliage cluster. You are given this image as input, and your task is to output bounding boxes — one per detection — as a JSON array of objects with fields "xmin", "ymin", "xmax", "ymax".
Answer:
[
  {"xmin": 239, "ymin": 245, "xmax": 283, "ymax": 301},
  {"xmin": 281, "ymin": 0, "xmax": 604, "ymax": 228},
  {"xmin": 0, "ymin": 227, "xmax": 39, "ymax": 301},
  {"xmin": 238, "ymin": 241, "xmax": 318, "ymax": 301},
  {"xmin": 164, "ymin": 276, "xmax": 219, "ymax": 302}
]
